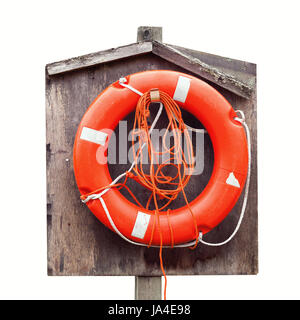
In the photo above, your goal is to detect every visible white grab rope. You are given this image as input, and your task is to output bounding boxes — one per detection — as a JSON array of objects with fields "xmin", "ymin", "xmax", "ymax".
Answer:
[
  {"xmin": 82, "ymin": 100, "xmax": 200, "ymax": 248},
  {"xmin": 83, "ymin": 78, "xmax": 251, "ymax": 248},
  {"xmin": 198, "ymin": 110, "xmax": 251, "ymax": 246},
  {"xmin": 119, "ymin": 77, "xmax": 143, "ymax": 96},
  {"xmin": 99, "ymin": 194, "xmax": 202, "ymax": 248},
  {"xmin": 82, "ymin": 101, "xmax": 163, "ymax": 204}
]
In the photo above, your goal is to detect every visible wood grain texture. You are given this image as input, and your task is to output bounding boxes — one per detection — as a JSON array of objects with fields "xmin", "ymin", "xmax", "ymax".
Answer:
[
  {"xmin": 46, "ymin": 40, "xmax": 254, "ymax": 99},
  {"xmin": 135, "ymin": 276, "xmax": 162, "ymax": 300},
  {"xmin": 152, "ymin": 41, "xmax": 254, "ymax": 99},
  {"xmin": 137, "ymin": 26, "xmax": 162, "ymax": 42},
  {"xmin": 46, "ymin": 53, "xmax": 257, "ymax": 276},
  {"xmin": 167, "ymin": 43, "xmax": 256, "ymax": 88},
  {"xmin": 46, "ymin": 42, "xmax": 152, "ymax": 76}
]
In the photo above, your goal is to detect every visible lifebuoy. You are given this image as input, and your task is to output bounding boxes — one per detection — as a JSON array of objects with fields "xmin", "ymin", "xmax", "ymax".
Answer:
[{"xmin": 73, "ymin": 70, "xmax": 248, "ymax": 246}]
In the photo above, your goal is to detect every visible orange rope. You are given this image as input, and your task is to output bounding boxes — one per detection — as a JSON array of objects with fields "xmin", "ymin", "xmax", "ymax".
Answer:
[
  {"xmin": 167, "ymin": 209, "xmax": 174, "ymax": 248},
  {"xmin": 81, "ymin": 89, "xmax": 200, "ymax": 300},
  {"xmin": 131, "ymin": 90, "xmax": 199, "ymax": 299},
  {"xmin": 80, "ymin": 172, "xmax": 144, "ymax": 208},
  {"xmin": 131, "ymin": 90, "xmax": 199, "ymax": 241}
]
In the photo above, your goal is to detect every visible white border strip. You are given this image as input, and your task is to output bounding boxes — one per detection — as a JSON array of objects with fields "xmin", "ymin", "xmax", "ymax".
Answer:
[
  {"xmin": 131, "ymin": 211, "xmax": 151, "ymax": 239},
  {"xmin": 173, "ymin": 76, "xmax": 191, "ymax": 103},
  {"xmin": 80, "ymin": 127, "xmax": 108, "ymax": 146}
]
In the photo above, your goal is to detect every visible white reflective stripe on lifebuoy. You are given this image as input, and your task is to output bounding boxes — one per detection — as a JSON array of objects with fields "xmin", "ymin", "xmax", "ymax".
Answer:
[
  {"xmin": 131, "ymin": 211, "xmax": 151, "ymax": 239},
  {"xmin": 173, "ymin": 76, "xmax": 191, "ymax": 103},
  {"xmin": 226, "ymin": 172, "xmax": 240, "ymax": 188},
  {"xmin": 80, "ymin": 127, "xmax": 108, "ymax": 145}
]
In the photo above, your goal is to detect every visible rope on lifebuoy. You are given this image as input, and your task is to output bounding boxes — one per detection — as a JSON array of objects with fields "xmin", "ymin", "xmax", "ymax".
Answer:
[
  {"xmin": 82, "ymin": 83, "xmax": 251, "ymax": 248},
  {"xmin": 199, "ymin": 110, "xmax": 251, "ymax": 246},
  {"xmin": 80, "ymin": 78, "xmax": 251, "ymax": 300}
]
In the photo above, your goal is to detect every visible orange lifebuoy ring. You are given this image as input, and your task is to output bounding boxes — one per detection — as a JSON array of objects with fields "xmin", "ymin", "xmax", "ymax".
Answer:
[{"xmin": 73, "ymin": 70, "xmax": 248, "ymax": 246}]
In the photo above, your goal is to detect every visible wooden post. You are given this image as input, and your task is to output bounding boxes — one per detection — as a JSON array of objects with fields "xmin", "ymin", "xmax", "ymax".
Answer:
[
  {"xmin": 135, "ymin": 276, "xmax": 162, "ymax": 300},
  {"xmin": 135, "ymin": 26, "xmax": 163, "ymax": 300},
  {"xmin": 137, "ymin": 26, "xmax": 162, "ymax": 42}
]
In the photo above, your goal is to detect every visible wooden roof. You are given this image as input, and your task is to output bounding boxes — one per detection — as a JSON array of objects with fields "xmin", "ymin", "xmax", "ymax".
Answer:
[{"xmin": 46, "ymin": 30, "xmax": 256, "ymax": 99}]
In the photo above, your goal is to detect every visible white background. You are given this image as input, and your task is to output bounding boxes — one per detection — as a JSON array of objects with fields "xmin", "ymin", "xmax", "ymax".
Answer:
[{"xmin": 0, "ymin": 0, "xmax": 299, "ymax": 300}]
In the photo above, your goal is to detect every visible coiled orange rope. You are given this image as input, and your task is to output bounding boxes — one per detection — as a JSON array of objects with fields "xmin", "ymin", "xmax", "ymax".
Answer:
[
  {"xmin": 131, "ymin": 90, "xmax": 199, "ymax": 299},
  {"xmin": 81, "ymin": 89, "xmax": 199, "ymax": 300}
]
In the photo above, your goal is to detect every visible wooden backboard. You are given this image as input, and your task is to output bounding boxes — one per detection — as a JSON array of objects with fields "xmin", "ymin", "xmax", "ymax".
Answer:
[{"xmin": 46, "ymin": 38, "xmax": 257, "ymax": 277}]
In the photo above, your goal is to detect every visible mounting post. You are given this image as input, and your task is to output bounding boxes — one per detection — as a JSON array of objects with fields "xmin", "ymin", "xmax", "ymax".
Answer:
[
  {"xmin": 135, "ymin": 25, "xmax": 163, "ymax": 301},
  {"xmin": 135, "ymin": 276, "xmax": 162, "ymax": 300},
  {"xmin": 137, "ymin": 26, "xmax": 162, "ymax": 42}
]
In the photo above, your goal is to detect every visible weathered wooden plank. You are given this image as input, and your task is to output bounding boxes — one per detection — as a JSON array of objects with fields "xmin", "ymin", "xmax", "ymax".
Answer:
[
  {"xmin": 152, "ymin": 41, "xmax": 255, "ymax": 99},
  {"xmin": 46, "ymin": 53, "xmax": 257, "ymax": 276},
  {"xmin": 168, "ymin": 44, "xmax": 256, "ymax": 88},
  {"xmin": 46, "ymin": 42, "xmax": 153, "ymax": 76},
  {"xmin": 168, "ymin": 44, "xmax": 256, "ymax": 75},
  {"xmin": 137, "ymin": 26, "xmax": 162, "ymax": 42},
  {"xmin": 46, "ymin": 38, "xmax": 254, "ymax": 100},
  {"xmin": 135, "ymin": 276, "xmax": 162, "ymax": 300}
]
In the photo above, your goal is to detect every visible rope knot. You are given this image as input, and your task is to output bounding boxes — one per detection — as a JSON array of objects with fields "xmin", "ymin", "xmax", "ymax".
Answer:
[
  {"xmin": 126, "ymin": 171, "xmax": 135, "ymax": 179},
  {"xmin": 234, "ymin": 110, "xmax": 246, "ymax": 123},
  {"xmin": 119, "ymin": 77, "xmax": 127, "ymax": 84}
]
